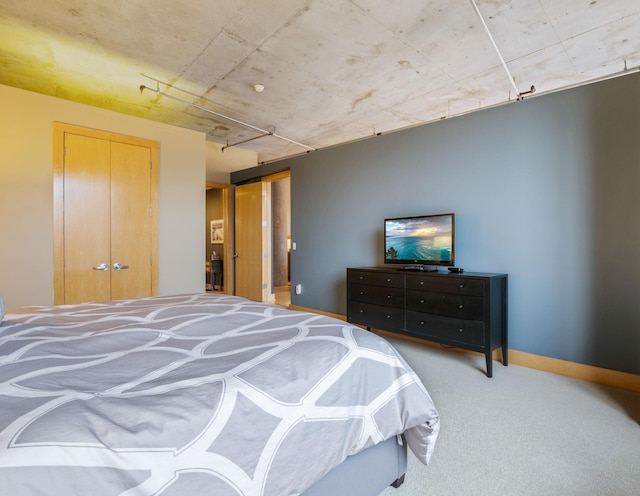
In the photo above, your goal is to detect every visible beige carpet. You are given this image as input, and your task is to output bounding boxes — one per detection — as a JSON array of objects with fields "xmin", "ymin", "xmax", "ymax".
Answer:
[{"xmin": 380, "ymin": 338, "xmax": 640, "ymax": 496}]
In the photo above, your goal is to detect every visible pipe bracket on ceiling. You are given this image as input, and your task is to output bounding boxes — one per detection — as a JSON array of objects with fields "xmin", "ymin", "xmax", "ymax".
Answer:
[
  {"xmin": 139, "ymin": 83, "xmax": 316, "ymax": 153},
  {"xmin": 221, "ymin": 133, "xmax": 272, "ymax": 152},
  {"xmin": 469, "ymin": 0, "xmax": 536, "ymax": 101}
]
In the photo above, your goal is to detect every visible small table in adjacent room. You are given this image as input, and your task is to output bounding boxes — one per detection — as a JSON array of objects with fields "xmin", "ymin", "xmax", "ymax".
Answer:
[{"xmin": 210, "ymin": 259, "xmax": 223, "ymax": 291}]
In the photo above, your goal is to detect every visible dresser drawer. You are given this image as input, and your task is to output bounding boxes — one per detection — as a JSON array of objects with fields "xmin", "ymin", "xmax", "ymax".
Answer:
[
  {"xmin": 406, "ymin": 274, "xmax": 485, "ymax": 296},
  {"xmin": 348, "ymin": 270, "xmax": 404, "ymax": 288},
  {"xmin": 405, "ymin": 311, "xmax": 485, "ymax": 346},
  {"xmin": 406, "ymin": 290, "xmax": 485, "ymax": 320},
  {"xmin": 349, "ymin": 283, "xmax": 404, "ymax": 307},
  {"xmin": 348, "ymin": 301, "xmax": 404, "ymax": 330}
]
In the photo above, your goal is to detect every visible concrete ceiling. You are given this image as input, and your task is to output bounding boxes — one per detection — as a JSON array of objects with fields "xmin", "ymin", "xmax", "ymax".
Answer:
[{"xmin": 1, "ymin": 1, "xmax": 639, "ymax": 166}]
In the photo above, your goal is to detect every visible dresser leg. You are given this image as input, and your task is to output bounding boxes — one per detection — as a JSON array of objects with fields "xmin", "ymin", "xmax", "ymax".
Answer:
[
  {"xmin": 502, "ymin": 345, "xmax": 509, "ymax": 366},
  {"xmin": 486, "ymin": 352, "xmax": 493, "ymax": 378}
]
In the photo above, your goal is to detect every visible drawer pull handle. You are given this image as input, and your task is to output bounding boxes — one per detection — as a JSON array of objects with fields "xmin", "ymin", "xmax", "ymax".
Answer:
[
  {"xmin": 359, "ymin": 276, "xmax": 364, "ymax": 280},
  {"xmin": 359, "ymin": 310, "xmax": 364, "ymax": 313},
  {"xmin": 360, "ymin": 291, "xmax": 364, "ymax": 295},
  {"xmin": 420, "ymin": 321, "xmax": 425, "ymax": 325},
  {"xmin": 458, "ymin": 328, "xmax": 464, "ymax": 333},
  {"xmin": 386, "ymin": 295, "xmax": 391, "ymax": 299},
  {"xmin": 420, "ymin": 281, "xmax": 424, "ymax": 285},
  {"xmin": 458, "ymin": 304, "xmax": 464, "ymax": 309},
  {"xmin": 458, "ymin": 284, "xmax": 465, "ymax": 289},
  {"xmin": 420, "ymin": 299, "xmax": 425, "ymax": 304},
  {"xmin": 386, "ymin": 315, "xmax": 392, "ymax": 319},
  {"xmin": 386, "ymin": 278, "xmax": 391, "ymax": 282}
]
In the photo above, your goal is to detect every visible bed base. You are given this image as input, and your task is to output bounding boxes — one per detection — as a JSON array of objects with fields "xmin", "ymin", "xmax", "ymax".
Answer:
[{"xmin": 302, "ymin": 435, "xmax": 408, "ymax": 496}]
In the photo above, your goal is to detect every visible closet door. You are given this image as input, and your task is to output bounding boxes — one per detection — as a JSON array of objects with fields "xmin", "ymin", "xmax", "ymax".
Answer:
[
  {"xmin": 54, "ymin": 123, "xmax": 159, "ymax": 305},
  {"xmin": 110, "ymin": 142, "xmax": 152, "ymax": 300},
  {"xmin": 62, "ymin": 134, "xmax": 112, "ymax": 304}
]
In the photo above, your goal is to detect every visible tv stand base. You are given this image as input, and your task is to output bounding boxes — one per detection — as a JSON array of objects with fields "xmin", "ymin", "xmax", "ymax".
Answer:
[{"xmin": 401, "ymin": 265, "xmax": 438, "ymax": 272}]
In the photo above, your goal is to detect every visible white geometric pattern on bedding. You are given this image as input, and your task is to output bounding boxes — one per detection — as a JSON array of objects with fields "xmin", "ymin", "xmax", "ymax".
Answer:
[{"xmin": 0, "ymin": 294, "xmax": 439, "ymax": 495}]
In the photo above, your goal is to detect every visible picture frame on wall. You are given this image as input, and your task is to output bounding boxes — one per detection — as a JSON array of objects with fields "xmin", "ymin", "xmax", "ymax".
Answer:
[{"xmin": 210, "ymin": 219, "xmax": 224, "ymax": 244}]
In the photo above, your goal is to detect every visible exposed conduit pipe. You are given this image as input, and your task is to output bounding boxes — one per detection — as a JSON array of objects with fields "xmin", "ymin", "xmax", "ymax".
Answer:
[
  {"xmin": 221, "ymin": 133, "xmax": 272, "ymax": 151},
  {"xmin": 139, "ymin": 84, "xmax": 316, "ymax": 152},
  {"xmin": 469, "ymin": 0, "xmax": 535, "ymax": 100}
]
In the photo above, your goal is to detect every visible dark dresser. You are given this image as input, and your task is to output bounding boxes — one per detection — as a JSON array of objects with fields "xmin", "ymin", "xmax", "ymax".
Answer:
[{"xmin": 347, "ymin": 267, "xmax": 508, "ymax": 377}]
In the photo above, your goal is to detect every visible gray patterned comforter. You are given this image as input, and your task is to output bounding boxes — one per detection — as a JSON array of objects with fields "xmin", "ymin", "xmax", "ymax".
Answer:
[{"xmin": 0, "ymin": 294, "xmax": 439, "ymax": 495}]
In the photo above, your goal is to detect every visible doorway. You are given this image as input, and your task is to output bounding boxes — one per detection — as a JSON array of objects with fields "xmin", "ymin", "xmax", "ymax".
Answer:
[
  {"xmin": 271, "ymin": 175, "xmax": 290, "ymax": 308},
  {"xmin": 205, "ymin": 182, "xmax": 230, "ymax": 293},
  {"xmin": 232, "ymin": 171, "xmax": 290, "ymax": 306}
]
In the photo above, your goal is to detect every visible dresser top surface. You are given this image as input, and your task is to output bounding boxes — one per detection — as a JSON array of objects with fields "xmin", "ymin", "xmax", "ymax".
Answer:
[{"xmin": 348, "ymin": 267, "xmax": 507, "ymax": 279}]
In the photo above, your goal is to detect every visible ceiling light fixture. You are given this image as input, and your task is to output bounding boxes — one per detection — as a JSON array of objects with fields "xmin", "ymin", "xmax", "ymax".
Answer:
[{"xmin": 253, "ymin": 84, "xmax": 265, "ymax": 93}]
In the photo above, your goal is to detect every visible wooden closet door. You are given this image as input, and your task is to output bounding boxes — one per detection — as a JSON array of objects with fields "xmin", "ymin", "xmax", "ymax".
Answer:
[
  {"xmin": 110, "ymin": 141, "xmax": 152, "ymax": 300},
  {"xmin": 64, "ymin": 134, "xmax": 111, "ymax": 303},
  {"xmin": 62, "ymin": 133, "xmax": 112, "ymax": 304},
  {"xmin": 54, "ymin": 123, "xmax": 159, "ymax": 305}
]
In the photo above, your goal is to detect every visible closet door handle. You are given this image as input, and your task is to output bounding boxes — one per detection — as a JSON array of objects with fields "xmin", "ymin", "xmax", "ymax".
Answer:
[
  {"xmin": 113, "ymin": 263, "xmax": 130, "ymax": 270},
  {"xmin": 92, "ymin": 263, "xmax": 109, "ymax": 271}
]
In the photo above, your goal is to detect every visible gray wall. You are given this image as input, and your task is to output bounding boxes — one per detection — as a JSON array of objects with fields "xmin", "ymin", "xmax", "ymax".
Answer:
[{"xmin": 277, "ymin": 72, "xmax": 640, "ymax": 375}]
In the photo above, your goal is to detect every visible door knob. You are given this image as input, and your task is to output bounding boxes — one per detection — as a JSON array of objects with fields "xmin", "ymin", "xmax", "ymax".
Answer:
[
  {"xmin": 113, "ymin": 263, "xmax": 130, "ymax": 270},
  {"xmin": 92, "ymin": 263, "xmax": 109, "ymax": 271}
]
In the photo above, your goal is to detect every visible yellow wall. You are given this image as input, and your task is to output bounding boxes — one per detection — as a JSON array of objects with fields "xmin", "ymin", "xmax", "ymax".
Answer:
[
  {"xmin": 0, "ymin": 84, "xmax": 206, "ymax": 308},
  {"xmin": 205, "ymin": 141, "xmax": 257, "ymax": 184}
]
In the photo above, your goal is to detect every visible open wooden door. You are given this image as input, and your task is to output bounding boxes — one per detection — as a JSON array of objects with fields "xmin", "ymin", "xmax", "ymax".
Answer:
[
  {"xmin": 233, "ymin": 171, "xmax": 290, "ymax": 303},
  {"xmin": 234, "ymin": 181, "xmax": 270, "ymax": 302}
]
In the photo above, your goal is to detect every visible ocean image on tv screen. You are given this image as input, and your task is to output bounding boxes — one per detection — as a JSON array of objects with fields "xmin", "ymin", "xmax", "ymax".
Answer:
[{"xmin": 385, "ymin": 216, "xmax": 452, "ymax": 263}]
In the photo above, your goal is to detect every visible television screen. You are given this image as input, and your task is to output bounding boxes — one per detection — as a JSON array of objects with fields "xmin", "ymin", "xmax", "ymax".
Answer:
[{"xmin": 384, "ymin": 213, "xmax": 455, "ymax": 266}]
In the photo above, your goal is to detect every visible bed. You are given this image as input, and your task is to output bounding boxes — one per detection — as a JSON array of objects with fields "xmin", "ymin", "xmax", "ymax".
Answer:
[{"xmin": 0, "ymin": 293, "xmax": 439, "ymax": 495}]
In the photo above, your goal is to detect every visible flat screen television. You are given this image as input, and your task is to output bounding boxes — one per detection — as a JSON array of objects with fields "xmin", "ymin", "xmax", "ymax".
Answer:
[{"xmin": 384, "ymin": 213, "xmax": 455, "ymax": 267}]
